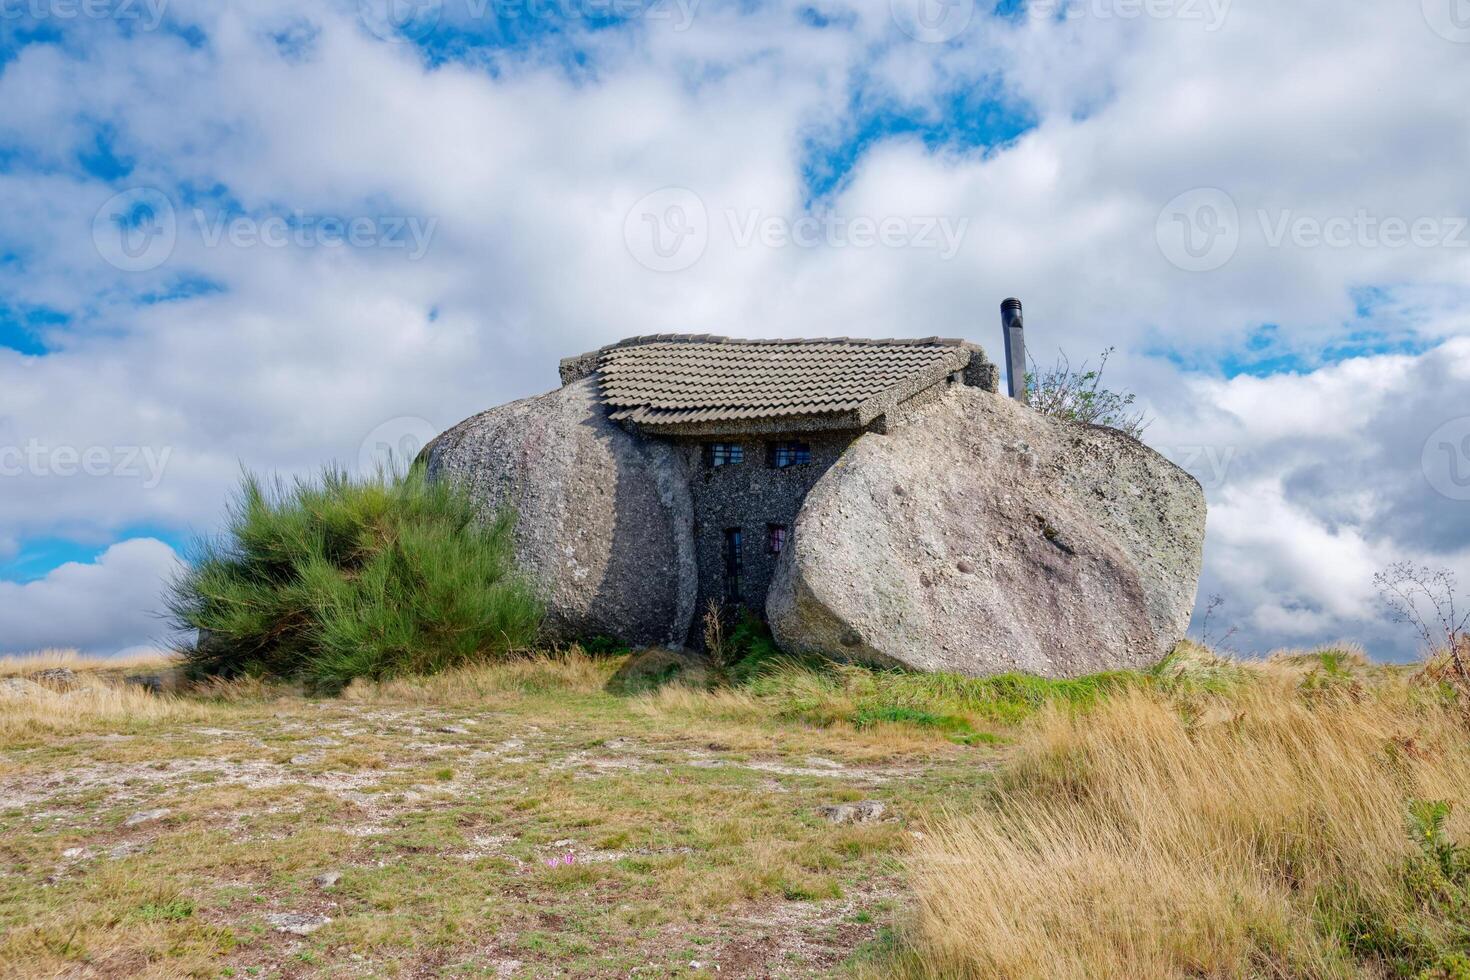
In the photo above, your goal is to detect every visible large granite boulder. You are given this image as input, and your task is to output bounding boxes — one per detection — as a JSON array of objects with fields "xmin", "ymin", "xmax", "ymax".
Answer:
[
  {"xmin": 423, "ymin": 378, "xmax": 696, "ymax": 647},
  {"xmin": 767, "ymin": 386, "xmax": 1206, "ymax": 678}
]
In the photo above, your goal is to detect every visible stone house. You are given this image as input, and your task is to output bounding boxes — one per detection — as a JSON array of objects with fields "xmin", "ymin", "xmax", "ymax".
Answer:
[
  {"xmin": 425, "ymin": 330, "xmax": 1205, "ymax": 678},
  {"xmin": 554, "ymin": 335, "xmax": 1001, "ymax": 627}
]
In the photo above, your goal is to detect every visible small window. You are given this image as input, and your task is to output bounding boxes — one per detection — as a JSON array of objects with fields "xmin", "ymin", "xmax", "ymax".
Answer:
[
  {"xmin": 704, "ymin": 443, "xmax": 744, "ymax": 468},
  {"xmin": 769, "ymin": 441, "xmax": 811, "ymax": 468},
  {"xmin": 767, "ymin": 524, "xmax": 788, "ymax": 555},
  {"xmin": 723, "ymin": 528, "xmax": 744, "ymax": 602}
]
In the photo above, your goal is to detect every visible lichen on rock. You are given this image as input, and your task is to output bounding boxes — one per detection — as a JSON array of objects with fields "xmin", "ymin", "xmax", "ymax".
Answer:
[{"xmin": 766, "ymin": 386, "xmax": 1206, "ymax": 678}]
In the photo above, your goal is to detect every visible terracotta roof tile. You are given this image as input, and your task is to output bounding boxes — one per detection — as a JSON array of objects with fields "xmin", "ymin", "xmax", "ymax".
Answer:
[{"xmin": 583, "ymin": 335, "xmax": 976, "ymax": 427}]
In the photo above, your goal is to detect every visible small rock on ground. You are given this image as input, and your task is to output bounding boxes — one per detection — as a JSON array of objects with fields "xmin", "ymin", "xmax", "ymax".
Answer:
[
  {"xmin": 0, "ymin": 677, "xmax": 43, "ymax": 697},
  {"xmin": 29, "ymin": 667, "xmax": 78, "ymax": 689},
  {"xmin": 123, "ymin": 808, "xmax": 171, "ymax": 827},
  {"xmin": 314, "ymin": 871, "xmax": 341, "ymax": 889},
  {"xmin": 816, "ymin": 800, "xmax": 886, "ymax": 824},
  {"xmin": 268, "ymin": 912, "xmax": 331, "ymax": 936}
]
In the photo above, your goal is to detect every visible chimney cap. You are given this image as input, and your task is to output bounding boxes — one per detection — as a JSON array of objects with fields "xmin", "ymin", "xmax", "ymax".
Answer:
[{"xmin": 1001, "ymin": 297, "xmax": 1023, "ymax": 314}]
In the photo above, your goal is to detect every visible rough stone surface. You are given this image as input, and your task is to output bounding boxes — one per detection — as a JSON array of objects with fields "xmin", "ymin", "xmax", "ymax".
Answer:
[
  {"xmin": 424, "ymin": 378, "xmax": 697, "ymax": 647},
  {"xmin": 123, "ymin": 808, "xmax": 171, "ymax": 827},
  {"xmin": 268, "ymin": 912, "xmax": 331, "ymax": 936},
  {"xmin": 28, "ymin": 667, "xmax": 78, "ymax": 689},
  {"xmin": 0, "ymin": 677, "xmax": 43, "ymax": 698},
  {"xmin": 767, "ymin": 386, "xmax": 1206, "ymax": 678},
  {"xmin": 817, "ymin": 800, "xmax": 887, "ymax": 824}
]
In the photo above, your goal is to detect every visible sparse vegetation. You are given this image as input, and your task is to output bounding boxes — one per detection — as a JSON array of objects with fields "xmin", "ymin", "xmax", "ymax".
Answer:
[
  {"xmin": 3, "ymin": 641, "xmax": 1465, "ymax": 977},
  {"xmin": 166, "ymin": 465, "xmax": 542, "ymax": 688},
  {"xmin": 1026, "ymin": 346, "xmax": 1149, "ymax": 438},
  {"xmin": 1377, "ymin": 562, "xmax": 1470, "ymax": 720}
]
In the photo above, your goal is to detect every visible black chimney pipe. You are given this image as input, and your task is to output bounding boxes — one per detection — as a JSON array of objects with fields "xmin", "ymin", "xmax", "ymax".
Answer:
[{"xmin": 1001, "ymin": 297, "xmax": 1026, "ymax": 403}]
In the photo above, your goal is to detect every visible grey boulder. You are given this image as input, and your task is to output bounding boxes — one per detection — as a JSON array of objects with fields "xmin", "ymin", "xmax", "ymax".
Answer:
[
  {"xmin": 423, "ymin": 378, "xmax": 696, "ymax": 647},
  {"xmin": 767, "ymin": 387, "xmax": 1206, "ymax": 678}
]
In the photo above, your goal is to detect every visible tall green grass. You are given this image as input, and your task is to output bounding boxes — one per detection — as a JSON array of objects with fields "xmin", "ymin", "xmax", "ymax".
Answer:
[{"xmin": 167, "ymin": 466, "xmax": 542, "ymax": 686}]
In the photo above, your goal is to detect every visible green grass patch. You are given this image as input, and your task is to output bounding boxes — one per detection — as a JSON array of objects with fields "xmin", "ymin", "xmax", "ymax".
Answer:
[{"xmin": 132, "ymin": 899, "xmax": 195, "ymax": 923}]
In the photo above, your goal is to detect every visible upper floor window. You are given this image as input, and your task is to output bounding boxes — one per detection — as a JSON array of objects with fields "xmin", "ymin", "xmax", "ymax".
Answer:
[
  {"xmin": 769, "ymin": 441, "xmax": 811, "ymax": 468},
  {"xmin": 704, "ymin": 443, "xmax": 744, "ymax": 468}
]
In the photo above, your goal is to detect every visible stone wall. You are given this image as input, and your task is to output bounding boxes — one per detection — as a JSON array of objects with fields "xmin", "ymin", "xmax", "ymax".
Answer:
[{"xmin": 669, "ymin": 430, "xmax": 857, "ymax": 640}]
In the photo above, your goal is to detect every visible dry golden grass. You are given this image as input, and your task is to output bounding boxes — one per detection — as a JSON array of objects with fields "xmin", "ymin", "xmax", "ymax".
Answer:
[
  {"xmin": 883, "ymin": 649, "xmax": 1470, "ymax": 979},
  {"xmin": 0, "ymin": 647, "xmax": 178, "ymax": 676},
  {"xmin": 0, "ymin": 648, "xmax": 275, "ymax": 741},
  {"xmin": 341, "ymin": 647, "xmax": 617, "ymax": 702},
  {"xmin": 0, "ymin": 677, "xmax": 226, "ymax": 740}
]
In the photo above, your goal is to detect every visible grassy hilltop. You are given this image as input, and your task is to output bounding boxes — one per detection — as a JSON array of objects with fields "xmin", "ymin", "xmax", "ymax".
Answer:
[
  {"xmin": 4, "ymin": 643, "xmax": 1470, "ymax": 978},
  {"xmin": 7, "ymin": 469, "xmax": 1469, "ymax": 977}
]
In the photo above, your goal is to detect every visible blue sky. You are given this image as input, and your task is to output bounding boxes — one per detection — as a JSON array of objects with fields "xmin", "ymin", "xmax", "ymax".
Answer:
[{"xmin": 2, "ymin": 0, "xmax": 1469, "ymax": 657}]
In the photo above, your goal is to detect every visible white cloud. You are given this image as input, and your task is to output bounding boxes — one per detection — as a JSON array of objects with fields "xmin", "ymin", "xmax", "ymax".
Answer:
[
  {"xmin": 1150, "ymin": 339, "xmax": 1470, "ymax": 658},
  {"xmin": 0, "ymin": 0, "xmax": 1468, "ymax": 656},
  {"xmin": 0, "ymin": 539, "xmax": 183, "ymax": 655}
]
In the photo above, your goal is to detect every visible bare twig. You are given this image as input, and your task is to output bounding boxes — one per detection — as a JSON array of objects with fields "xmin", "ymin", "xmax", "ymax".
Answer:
[
  {"xmin": 1376, "ymin": 562, "xmax": 1470, "ymax": 718},
  {"xmin": 1195, "ymin": 593, "xmax": 1239, "ymax": 652}
]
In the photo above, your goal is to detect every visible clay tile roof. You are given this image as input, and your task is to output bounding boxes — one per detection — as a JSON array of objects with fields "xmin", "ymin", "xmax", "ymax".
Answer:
[{"xmin": 571, "ymin": 334, "xmax": 977, "ymax": 427}]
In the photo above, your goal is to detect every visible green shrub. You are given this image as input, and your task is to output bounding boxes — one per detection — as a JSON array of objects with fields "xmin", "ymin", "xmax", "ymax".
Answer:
[
  {"xmin": 168, "ymin": 465, "xmax": 542, "ymax": 686},
  {"xmin": 1315, "ymin": 800, "xmax": 1470, "ymax": 975}
]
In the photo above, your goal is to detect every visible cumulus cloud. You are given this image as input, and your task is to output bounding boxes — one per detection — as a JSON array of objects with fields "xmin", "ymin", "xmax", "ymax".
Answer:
[
  {"xmin": 1150, "ymin": 339, "xmax": 1470, "ymax": 658},
  {"xmin": 0, "ymin": 0, "xmax": 1467, "ymax": 657},
  {"xmin": 0, "ymin": 539, "xmax": 182, "ymax": 655}
]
